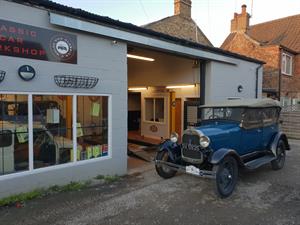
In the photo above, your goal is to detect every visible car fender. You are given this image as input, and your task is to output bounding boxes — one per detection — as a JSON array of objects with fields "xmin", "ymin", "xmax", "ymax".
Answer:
[
  {"xmin": 209, "ymin": 148, "xmax": 243, "ymax": 166},
  {"xmin": 158, "ymin": 140, "xmax": 180, "ymax": 162},
  {"xmin": 270, "ymin": 132, "xmax": 290, "ymax": 156}
]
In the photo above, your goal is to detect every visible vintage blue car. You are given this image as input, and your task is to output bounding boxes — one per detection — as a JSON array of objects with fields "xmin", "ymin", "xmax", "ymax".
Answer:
[{"xmin": 155, "ymin": 98, "xmax": 290, "ymax": 197}]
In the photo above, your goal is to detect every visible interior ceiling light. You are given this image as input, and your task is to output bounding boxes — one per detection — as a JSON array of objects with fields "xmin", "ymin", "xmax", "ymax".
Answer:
[
  {"xmin": 166, "ymin": 84, "xmax": 196, "ymax": 89},
  {"xmin": 128, "ymin": 87, "xmax": 147, "ymax": 91},
  {"xmin": 127, "ymin": 54, "xmax": 155, "ymax": 62}
]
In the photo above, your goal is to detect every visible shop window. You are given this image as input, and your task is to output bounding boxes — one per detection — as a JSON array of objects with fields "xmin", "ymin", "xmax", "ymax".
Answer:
[
  {"xmin": 76, "ymin": 96, "xmax": 108, "ymax": 161},
  {"xmin": 0, "ymin": 94, "xmax": 29, "ymax": 175},
  {"xmin": 282, "ymin": 53, "xmax": 293, "ymax": 75},
  {"xmin": 145, "ymin": 98, "xmax": 165, "ymax": 123},
  {"xmin": 32, "ymin": 95, "xmax": 73, "ymax": 168}
]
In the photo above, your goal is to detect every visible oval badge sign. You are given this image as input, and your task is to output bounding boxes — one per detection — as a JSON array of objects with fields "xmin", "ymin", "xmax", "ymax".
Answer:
[{"xmin": 150, "ymin": 125, "xmax": 158, "ymax": 133}]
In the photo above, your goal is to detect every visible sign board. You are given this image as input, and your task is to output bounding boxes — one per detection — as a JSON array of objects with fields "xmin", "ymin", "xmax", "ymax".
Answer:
[{"xmin": 0, "ymin": 19, "xmax": 77, "ymax": 64}]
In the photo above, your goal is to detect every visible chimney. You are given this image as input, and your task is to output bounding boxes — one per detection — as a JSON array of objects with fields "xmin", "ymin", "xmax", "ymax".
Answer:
[
  {"xmin": 174, "ymin": 0, "xmax": 192, "ymax": 18},
  {"xmin": 230, "ymin": 4, "xmax": 250, "ymax": 33}
]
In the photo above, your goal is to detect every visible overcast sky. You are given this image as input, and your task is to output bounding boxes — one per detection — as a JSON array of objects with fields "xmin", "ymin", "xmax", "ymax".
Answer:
[{"xmin": 54, "ymin": 0, "xmax": 300, "ymax": 47}]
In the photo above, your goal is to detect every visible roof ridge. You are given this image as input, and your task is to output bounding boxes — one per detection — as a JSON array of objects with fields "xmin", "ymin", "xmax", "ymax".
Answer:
[{"xmin": 250, "ymin": 13, "xmax": 300, "ymax": 28}]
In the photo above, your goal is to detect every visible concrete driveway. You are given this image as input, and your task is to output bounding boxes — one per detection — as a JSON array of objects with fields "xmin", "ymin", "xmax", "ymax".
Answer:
[{"xmin": 0, "ymin": 140, "xmax": 299, "ymax": 225}]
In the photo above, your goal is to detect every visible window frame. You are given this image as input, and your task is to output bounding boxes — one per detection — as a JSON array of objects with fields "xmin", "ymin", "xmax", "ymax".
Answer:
[
  {"xmin": 0, "ymin": 91, "xmax": 112, "ymax": 179},
  {"xmin": 281, "ymin": 52, "xmax": 293, "ymax": 76},
  {"xmin": 144, "ymin": 97, "xmax": 166, "ymax": 124},
  {"xmin": 241, "ymin": 108, "xmax": 263, "ymax": 130}
]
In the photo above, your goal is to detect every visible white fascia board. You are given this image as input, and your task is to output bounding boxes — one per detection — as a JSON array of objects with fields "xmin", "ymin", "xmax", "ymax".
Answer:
[{"xmin": 50, "ymin": 13, "xmax": 238, "ymax": 65}]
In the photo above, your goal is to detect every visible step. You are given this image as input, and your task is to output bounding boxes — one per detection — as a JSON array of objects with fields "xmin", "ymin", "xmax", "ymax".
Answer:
[{"xmin": 245, "ymin": 155, "xmax": 275, "ymax": 170}]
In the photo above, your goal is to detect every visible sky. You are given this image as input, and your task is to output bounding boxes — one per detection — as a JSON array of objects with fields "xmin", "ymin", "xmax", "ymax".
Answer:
[{"xmin": 54, "ymin": 0, "xmax": 300, "ymax": 47}]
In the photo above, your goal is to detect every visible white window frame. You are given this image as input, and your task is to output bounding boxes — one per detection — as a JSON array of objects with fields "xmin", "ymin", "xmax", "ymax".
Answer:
[
  {"xmin": 144, "ymin": 97, "xmax": 166, "ymax": 124},
  {"xmin": 281, "ymin": 52, "xmax": 293, "ymax": 76},
  {"xmin": 0, "ymin": 91, "xmax": 112, "ymax": 181}
]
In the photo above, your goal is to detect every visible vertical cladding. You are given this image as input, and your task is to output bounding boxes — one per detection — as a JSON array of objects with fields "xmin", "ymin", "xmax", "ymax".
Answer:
[{"xmin": 0, "ymin": 0, "xmax": 128, "ymax": 198}]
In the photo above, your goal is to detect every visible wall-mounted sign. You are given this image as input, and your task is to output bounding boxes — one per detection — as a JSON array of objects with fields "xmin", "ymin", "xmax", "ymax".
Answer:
[
  {"xmin": 150, "ymin": 125, "xmax": 158, "ymax": 133},
  {"xmin": 18, "ymin": 65, "xmax": 35, "ymax": 81},
  {"xmin": 0, "ymin": 19, "xmax": 77, "ymax": 64}
]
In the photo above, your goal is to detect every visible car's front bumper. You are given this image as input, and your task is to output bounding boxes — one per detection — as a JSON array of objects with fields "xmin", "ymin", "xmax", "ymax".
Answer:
[{"xmin": 155, "ymin": 160, "xmax": 216, "ymax": 179}]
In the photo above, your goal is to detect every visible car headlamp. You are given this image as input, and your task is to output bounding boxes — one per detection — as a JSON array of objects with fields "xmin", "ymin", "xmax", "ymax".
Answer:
[
  {"xmin": 200, "ymin": 135, "xmax": 210, "ymax": 148},
  {"xmin": 170, "ymin": 132, "xmax": 179, "ymax": 143}
]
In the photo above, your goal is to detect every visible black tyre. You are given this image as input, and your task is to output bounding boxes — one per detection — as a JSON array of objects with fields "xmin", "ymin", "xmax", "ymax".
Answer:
[
  {"xmin": 271, "ymin": 140, "xmax": 286, "ymax": 170},
  {"xmin": 214, "ymin": 156, "xmax": 238, "ymax": 198},
  {"xmin": 155, "ymin": 150, "xmax": 177, "ymax": 179}
]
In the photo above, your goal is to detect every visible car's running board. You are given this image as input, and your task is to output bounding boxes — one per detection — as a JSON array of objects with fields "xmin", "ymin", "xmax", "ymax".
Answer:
[{"xmin": 244, "ymin": 155, "xmax": 276, "ymax": 170}]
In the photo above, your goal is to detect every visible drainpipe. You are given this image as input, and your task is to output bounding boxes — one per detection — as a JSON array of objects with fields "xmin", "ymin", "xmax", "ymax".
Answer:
[
  {"xmin": 255, "ymin": 64, "xmax": 263, "ymax": 98},
  {"xmin": 200, "ymin": 61, "xmax": 206, "ymax": 105},
  {"xmin": 278, "ymin": 48, "xmax": 282, "ymax": 100}
]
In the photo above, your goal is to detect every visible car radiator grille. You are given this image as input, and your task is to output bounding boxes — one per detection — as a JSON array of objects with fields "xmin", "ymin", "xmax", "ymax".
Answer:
[{"xmin": 182, "ymin": 133, "xmax": 203, "ymax": 163}]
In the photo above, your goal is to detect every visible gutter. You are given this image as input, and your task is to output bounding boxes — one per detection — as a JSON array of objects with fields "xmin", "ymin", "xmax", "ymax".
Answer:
[{"xmin": 255, "ymin": 64, "xmax": 263, "ymax": 98}]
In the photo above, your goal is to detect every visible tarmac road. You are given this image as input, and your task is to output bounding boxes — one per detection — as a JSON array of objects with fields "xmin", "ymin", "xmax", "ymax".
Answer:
[{"xmin": 0, "ymin": 140, "xmax": 299, "ymax": 225}]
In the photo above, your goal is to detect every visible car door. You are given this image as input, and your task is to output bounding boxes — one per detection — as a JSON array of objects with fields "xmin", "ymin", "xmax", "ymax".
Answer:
[
  {"xmin": 262, "ymin": 108, "xmax": 279, "ymax": 149},
  {"xmin": 240, "ymin": 108, "xmax": 263, "ymax": 155}
]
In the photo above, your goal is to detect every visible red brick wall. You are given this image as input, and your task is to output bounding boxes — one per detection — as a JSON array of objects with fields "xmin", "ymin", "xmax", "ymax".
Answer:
[{"xmin": 281, "ymin": 54, "xmax": 300, "ymax": 98}]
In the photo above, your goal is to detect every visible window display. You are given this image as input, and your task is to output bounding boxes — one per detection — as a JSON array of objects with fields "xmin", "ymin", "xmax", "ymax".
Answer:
[
  {"xmin": 0, "ymin": 93, "xmax": 110, "ymax": 176},
  {"xmin": 33, "ymin": 95, "xmax": 73, "ymax": 168},
  {"xmin": 76, "ymin": 96, "xmax": 108, "ymax": 161},
  {"xmin": 0, "ymin": 94, "xmax": 29, "ymax": 175}
]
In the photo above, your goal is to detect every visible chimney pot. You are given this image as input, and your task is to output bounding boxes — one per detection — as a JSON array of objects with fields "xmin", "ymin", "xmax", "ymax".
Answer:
[
  {"xmin": 230, "ymin": 4, "xmax": 250, "ymax": 33},
  {"xmin": 241, "ymin": 4, "xmax": 247, "ymax": 14}
]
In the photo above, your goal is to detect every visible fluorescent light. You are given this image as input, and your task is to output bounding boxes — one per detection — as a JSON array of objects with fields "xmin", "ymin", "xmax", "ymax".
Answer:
[
  {"xmin": 166, "ymin": 84, "xmax": 196, "ymax": 89},
  {"xmin": 128, "ymin": 87, "xmax": 147, "ymax": 91},
  {"xmin": 127, "ymin": 54, "xmax": 154, "ymax": 61}
]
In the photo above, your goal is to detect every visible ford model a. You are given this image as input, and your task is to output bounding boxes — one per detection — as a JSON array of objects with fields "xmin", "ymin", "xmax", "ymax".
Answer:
[{"xmin": 155, "ymin": 99, "xmax": 290, "ymax": 197}]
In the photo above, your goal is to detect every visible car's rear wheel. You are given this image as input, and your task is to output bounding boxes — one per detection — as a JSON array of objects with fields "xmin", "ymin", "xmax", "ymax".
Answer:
[
  {"xmin": 271, "ymin": 140, "xmax": 286, "ymax": 170},
  {"xmin": 214, "ymin": 156, "xmax": 238, "ymax": 198},
  {"xmin": 155, "ymin": 150, "xmax": 177, "ymax": 179}
]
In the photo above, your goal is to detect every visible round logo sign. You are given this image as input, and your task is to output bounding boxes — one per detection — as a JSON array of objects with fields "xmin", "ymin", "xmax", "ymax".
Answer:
[
  {"xmin": 50, "ymin": 36, "xmax": 74, "ymax": 61},
  {"xmin": 18, "ymin": 65, "xmax": 36, "ymax": 81}
]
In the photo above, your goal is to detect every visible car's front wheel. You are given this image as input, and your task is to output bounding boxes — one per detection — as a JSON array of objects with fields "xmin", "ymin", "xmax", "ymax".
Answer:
[
  {"xmin": 271, "ymin": 140, "xmax": 286, "ymax": 170},
  {"xmin": 214, "ymin": 156, "xmax": 238, "ymax": 198},
  {"xmin": 155, "ymin": 150, "xmax": 177, "ymax": 179}
]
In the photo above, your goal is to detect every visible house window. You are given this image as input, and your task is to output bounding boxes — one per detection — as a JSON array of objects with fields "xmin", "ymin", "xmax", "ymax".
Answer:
[
  {"xmin": 282, "ymin": 53, "xmax": 293, "ymax": 75},
  {"xmin": 145, "ymin": 97, "xmax": 165, "ymax": 123}
]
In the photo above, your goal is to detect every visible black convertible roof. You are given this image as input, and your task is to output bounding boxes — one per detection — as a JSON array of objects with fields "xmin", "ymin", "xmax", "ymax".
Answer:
[{"xmin": 12, "ymin": 0, "xmax": 264, "ymax": 64}]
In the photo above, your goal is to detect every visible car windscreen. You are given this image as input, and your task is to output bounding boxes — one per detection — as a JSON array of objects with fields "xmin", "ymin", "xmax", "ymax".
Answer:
[{"xmin": 201, "ymin": 107, "xmax": 243, "ymax": 122}]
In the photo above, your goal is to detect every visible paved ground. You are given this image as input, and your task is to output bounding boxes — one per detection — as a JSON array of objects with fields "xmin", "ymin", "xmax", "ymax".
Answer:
[{"xmin": 1, "ymin": 140, "xmax": 300, "ymax": 225}]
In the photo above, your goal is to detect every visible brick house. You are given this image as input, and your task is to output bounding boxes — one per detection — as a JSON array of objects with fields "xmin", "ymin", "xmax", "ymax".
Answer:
[
  {"xmin": 144, "ymin": 0, "xmax": 213, "ymax": 46},
  {"xmin": 221, "ymin": 5, "xmax": 300, "ymax": 105}
]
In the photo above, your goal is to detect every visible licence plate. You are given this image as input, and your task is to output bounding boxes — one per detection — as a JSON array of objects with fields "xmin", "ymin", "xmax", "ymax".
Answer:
[{"xmin": 186, "ymin": 165, "xmax": 200, "ymax": 175}]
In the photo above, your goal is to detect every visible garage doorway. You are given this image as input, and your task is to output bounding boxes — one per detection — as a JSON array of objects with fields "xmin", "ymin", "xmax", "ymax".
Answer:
[{"xmin": 126, "ymin": 46, "xmax": 201, "ymax": 172}]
